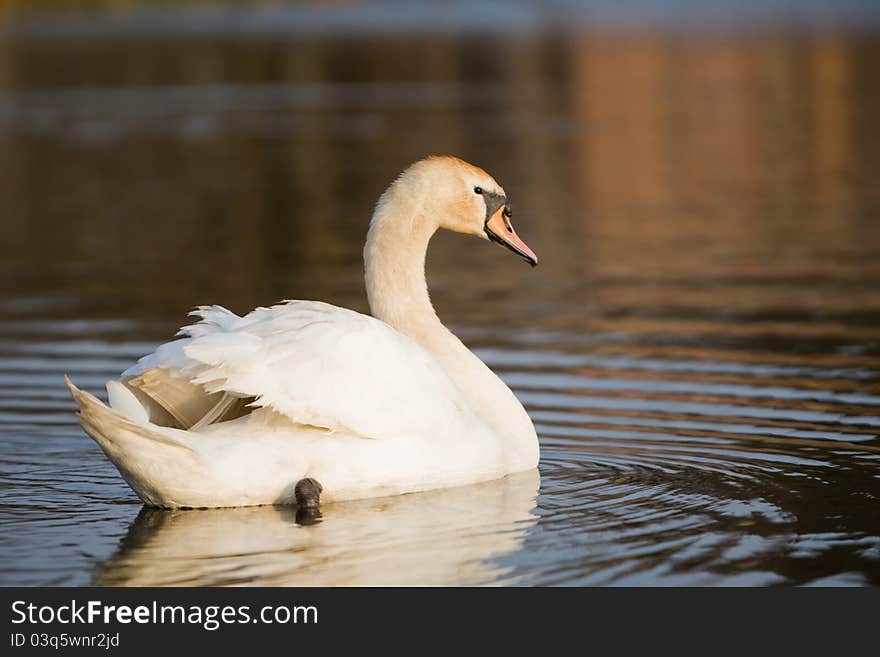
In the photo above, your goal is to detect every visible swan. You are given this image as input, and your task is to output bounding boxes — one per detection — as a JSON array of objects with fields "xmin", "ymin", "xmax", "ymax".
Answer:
[{"xmin": 66, "ymin": 155, "xmax": 540, "ymax": 509}]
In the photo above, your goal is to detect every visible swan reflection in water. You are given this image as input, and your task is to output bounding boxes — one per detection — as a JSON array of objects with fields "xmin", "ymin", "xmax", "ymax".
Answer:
[{"xmin": 93, "ymin": 470, "xmax": 539, "ymax": 586}]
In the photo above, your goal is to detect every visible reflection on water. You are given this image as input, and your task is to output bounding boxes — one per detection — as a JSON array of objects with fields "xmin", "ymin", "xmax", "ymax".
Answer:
[
  {"xmin": 1, "ymin": 5, "xmax": 879, "ymax": 586},
  {"xmin": 95, "ymin": 471, "xmax": 539, "ymax": 587}
]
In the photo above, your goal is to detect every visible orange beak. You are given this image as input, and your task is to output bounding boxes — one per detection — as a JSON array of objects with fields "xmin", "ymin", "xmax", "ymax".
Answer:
[{"xmin": 485, "ymin": 205, "xmax": 538, "ymax": 267}]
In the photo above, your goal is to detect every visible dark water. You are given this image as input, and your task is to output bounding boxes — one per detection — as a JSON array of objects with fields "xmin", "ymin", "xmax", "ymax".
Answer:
[{"xmin": 1, "ymin": 5, "xmax": 880, "ymax": 586}]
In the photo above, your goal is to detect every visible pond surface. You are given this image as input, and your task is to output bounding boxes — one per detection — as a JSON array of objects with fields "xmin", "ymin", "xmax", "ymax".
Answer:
[{"xmin": 1, "ymin": 4, "xmax": 879, "ymax": 586}]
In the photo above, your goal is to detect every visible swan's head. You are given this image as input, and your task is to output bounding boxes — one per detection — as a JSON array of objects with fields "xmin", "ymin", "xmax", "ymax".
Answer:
[{"xmin": 394, "ymin": 155, "xmax": 538, "ymax": 267}]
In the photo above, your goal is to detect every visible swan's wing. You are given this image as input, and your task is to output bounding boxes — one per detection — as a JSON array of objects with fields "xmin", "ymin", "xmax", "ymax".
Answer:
[{"xmin": 125, "ymin": 301, "xmax": 471, "ymax": 440}]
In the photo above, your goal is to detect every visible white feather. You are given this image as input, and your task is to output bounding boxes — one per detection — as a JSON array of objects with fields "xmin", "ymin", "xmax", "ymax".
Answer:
[
  {"xmin": 177, "ymin": 302, "xmax": 471, "ymax": 439},
  {"xmin": 106, "ymin": 380, "xmax": 149, "ymax": 425}
]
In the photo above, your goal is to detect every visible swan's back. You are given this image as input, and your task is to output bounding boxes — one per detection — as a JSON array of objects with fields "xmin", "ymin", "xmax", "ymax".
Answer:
[{"xmin": 123, "ymin": 301, "xmax": 482, "ymax": 443}]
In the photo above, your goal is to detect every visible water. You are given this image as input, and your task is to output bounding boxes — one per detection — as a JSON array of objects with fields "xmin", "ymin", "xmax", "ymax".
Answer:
[{"xmin": 1, "ymin": 4, "xmax": 879, "ymax": 586}]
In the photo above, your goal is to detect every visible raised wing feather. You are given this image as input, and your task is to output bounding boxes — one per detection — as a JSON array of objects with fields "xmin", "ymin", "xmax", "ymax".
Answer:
[{"xmin": 127, "ymin": 301, "xmax": 471, "ymax": 440}]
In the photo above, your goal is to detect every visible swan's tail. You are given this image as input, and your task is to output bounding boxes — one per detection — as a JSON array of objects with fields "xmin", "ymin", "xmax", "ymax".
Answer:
[{"xmin": 65, "ymin": 376, "xmax": 199, "ymax": 507}]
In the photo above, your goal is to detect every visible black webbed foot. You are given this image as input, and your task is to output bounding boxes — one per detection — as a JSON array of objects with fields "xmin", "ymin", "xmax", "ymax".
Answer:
[
  {"xmin": 293, "ymin": 477, "xmax": 324, "ymax": 525},
  {"xmin": 294, "ymin": 478, "xmax": 323, "ymax": 524},
  {"xmin": 295, "ymin": 477, "xmax": 323, "ymax": 507}
]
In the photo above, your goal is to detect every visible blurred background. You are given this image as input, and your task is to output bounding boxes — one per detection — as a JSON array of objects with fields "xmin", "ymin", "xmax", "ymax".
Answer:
[{"xmin": 1, "ymin": 1, "xmax": 879, "ymax": 586}]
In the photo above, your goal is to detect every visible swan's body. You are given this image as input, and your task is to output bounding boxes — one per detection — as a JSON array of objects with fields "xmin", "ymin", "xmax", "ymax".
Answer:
[{"xmin": 68, "ymin": 156, "xmax": 540, "ymax": 508}]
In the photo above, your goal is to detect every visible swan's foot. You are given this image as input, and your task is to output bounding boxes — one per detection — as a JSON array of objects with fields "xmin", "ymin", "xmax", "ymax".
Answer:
[
  {"xmin": 294, "ymin": 478, "xmax": 323, "ymax": 525},
  {"xmin": 295, "ymin": 477, "xmax": 323, "ymax": 509}
]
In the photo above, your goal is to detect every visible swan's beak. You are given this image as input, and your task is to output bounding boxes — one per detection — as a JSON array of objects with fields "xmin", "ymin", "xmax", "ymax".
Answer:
[{"xmin": 484, "ymin": 205, "xmax": 538, "ymax": 267}]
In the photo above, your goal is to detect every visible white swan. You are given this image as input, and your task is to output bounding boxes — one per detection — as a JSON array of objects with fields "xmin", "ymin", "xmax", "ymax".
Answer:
[{"xmin": 67, "ymin": 155, "xmax": 540, "ymax": 508}]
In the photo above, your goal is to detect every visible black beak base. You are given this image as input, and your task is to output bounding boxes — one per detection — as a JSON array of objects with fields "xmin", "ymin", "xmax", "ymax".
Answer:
[{"xmin": 481, "ymin": 192, "xmax": 537, "ymax": 267}]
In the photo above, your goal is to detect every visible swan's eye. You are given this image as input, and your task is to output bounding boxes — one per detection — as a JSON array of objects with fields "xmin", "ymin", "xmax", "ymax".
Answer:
[
  {"xmin": 503, "ymin": 207, "xmax": 512, "ymax": 218},
  {"xmin": 474, "ymin": 186, "xmax": 483, "ymax": 195}
]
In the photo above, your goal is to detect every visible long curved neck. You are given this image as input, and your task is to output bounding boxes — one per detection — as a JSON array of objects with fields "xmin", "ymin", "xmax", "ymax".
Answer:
[
  {"xmin": 364, "ymin": 192, "xmax": 439, "ymax": 344},
  {"xmin": 363, "ymin": 189, "xmax": 538, "ymax": 463}
]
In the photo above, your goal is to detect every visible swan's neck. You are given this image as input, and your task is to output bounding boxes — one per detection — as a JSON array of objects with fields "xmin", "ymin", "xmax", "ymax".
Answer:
[
  {"xmin": 364, "ymin": 196, "xmax": 438, "ymax": 341},
  {"xmin": 364, "ymin": 193, "xmax": 537, "ymax": 464}
]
